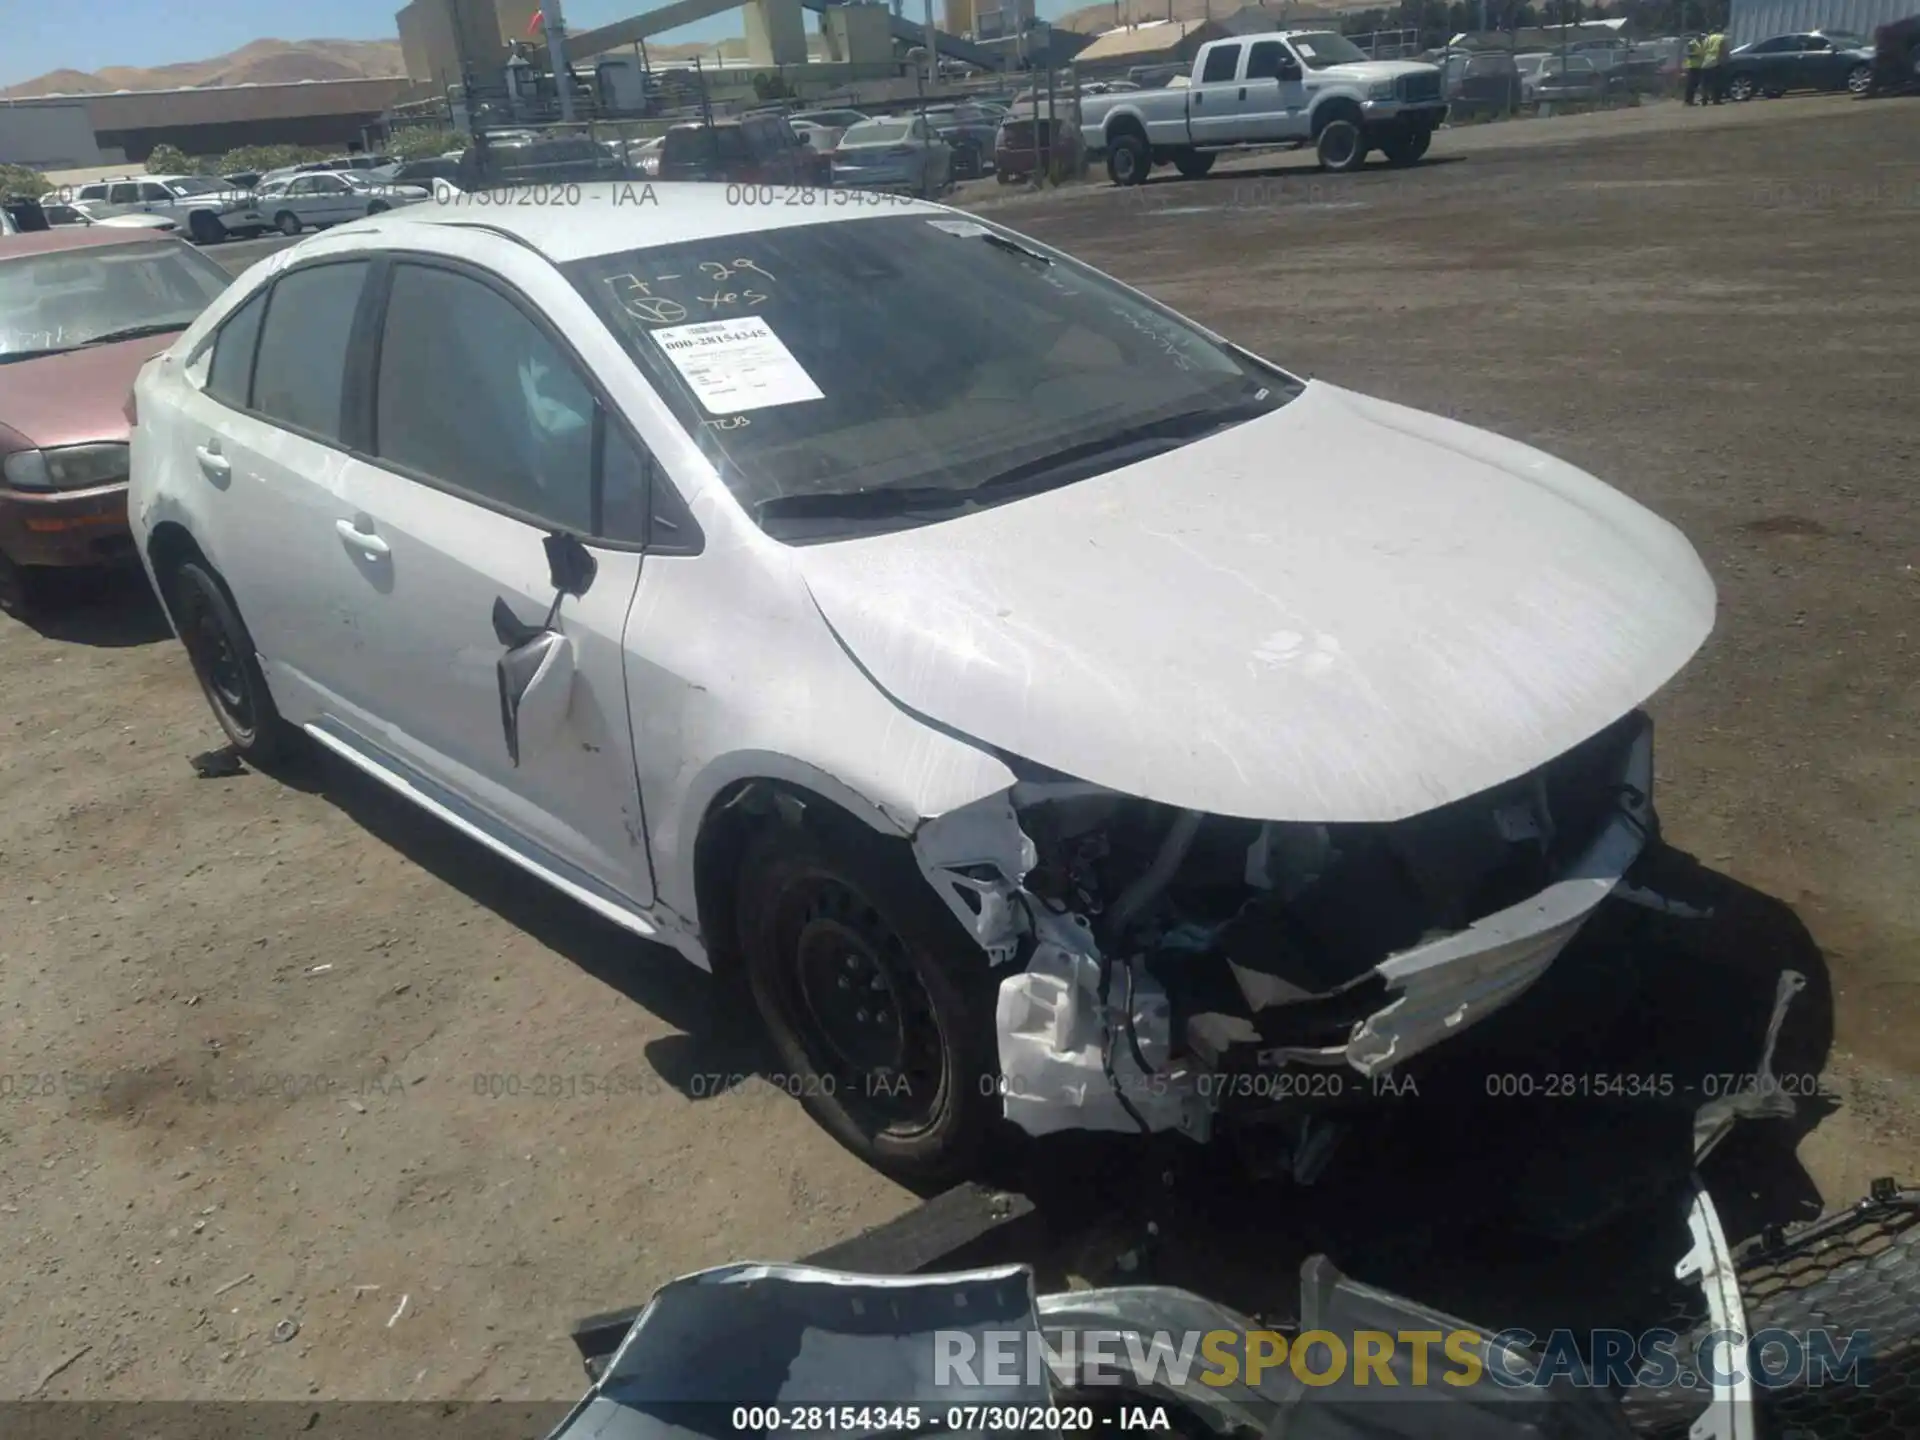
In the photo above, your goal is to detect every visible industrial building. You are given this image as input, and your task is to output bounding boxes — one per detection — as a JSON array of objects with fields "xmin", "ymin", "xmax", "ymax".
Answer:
[{"xmin": 0, "ymin": 78, "xmax": 414, "ymax": 167}]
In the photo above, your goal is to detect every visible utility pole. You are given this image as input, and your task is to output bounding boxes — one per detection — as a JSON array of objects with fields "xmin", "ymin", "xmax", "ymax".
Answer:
[
  {"xmin": 924, "ymin": 0, "xmax": 939, "ymax": 90},
  {"xmin": 543, "ymin": 0, "xmax": 577, "ymax": 122}
]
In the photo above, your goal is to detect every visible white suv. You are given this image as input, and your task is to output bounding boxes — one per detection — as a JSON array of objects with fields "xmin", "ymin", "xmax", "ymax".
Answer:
[
  {"xmin": 127, "ymin": 190, "xmax": 1715, "ymax": 1181},
  {"xmin": 57, "ymin": 175, "xmax": 264, "ymax": 244}
]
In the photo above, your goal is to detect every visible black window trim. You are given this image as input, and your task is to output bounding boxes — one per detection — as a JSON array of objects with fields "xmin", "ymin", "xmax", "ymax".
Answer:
[
  {"xmin": 352, "ymin": 250, "xmax": 702, "ymax": 557},
  {"xmin": 199, "ymin": 285, "xmax": 270, "ymax": 411}
]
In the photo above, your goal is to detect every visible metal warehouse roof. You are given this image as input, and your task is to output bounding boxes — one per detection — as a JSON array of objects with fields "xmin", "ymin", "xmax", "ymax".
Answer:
[{"xmin": 1727, "ymin": 0, "xmax": 1917, "ymax": 46}]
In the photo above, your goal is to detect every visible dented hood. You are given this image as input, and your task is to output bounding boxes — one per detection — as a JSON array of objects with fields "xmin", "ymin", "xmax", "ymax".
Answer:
[{"xmin": 795, "ymin": 381, "xmax": 1716, "ymax": 823}]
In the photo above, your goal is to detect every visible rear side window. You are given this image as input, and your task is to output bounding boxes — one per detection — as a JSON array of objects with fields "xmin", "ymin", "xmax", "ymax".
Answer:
[
  {"xmin": 207, "ymin": 290, "xmax": 267, "ymax": 409},
  {"xmin": 251, "ymin": 261, "xmax": 369, "ymax": 443},
  {"xmin": 109, "ymin": 183, "xmax": 139, "ymax": 204},
  {"xmin": 372, "ymin": 263, "xmax": 594, "ymax": 532},
  {"xmin": 1201, "ymin": 44, "xmax": 1242, "ymax": 83}
]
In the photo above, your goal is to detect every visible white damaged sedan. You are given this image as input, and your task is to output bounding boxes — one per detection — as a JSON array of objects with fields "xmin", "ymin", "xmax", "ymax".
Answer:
[{"xmin": 127, "ymin": 186, "xmax": 1714, "ymax": 1181}]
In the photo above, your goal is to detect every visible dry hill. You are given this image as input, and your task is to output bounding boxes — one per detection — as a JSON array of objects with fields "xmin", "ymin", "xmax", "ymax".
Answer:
[{"xmin": 2, "ymin": 38, "xmax": 405, "ymax": 97}]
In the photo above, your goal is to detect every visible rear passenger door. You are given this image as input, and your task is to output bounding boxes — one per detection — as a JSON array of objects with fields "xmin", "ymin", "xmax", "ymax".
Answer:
[
  {"xmin": 1187, "ymin": 42, "xmax": 1245, "ymax": 144},
  {"xmin": 324, "ymin": 256, "xmax": 658, "ymax": 909},
  {"xmin": 170, "ymin": 258, "xmax": 377, "ymax": 719}
]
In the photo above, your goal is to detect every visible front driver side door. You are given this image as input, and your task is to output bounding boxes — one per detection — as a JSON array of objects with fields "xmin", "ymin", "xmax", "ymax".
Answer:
[
  {"xmin": 1242, "ymin": 39, "xmax": 1308, "ymax": 139},
  {"xmin": 323, "ymin": 256, "xmax": 657, "ymax": 912}
]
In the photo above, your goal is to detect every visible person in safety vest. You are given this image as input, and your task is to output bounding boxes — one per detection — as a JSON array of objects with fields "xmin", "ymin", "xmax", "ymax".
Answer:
[
  {"xmin": 1702, "ymin": 29, "xmax": 1729, "ymax": 104},
  {"xmin": 1685, "ymin": 34, "xmax": 1705, "ymax": 105}
]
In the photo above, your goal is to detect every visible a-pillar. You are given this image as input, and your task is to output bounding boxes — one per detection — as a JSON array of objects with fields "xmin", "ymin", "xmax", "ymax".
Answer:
[{"xmin": 744, "ymin": 0, "xmax": 808, "ymax": 65}]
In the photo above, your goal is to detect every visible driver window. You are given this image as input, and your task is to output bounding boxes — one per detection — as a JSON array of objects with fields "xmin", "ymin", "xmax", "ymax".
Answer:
[
  {"xmin": 374, "ymin": 262, "xmax": 595, "ymax": 532},
  {"xmin": 1246, "ymin": 41, "xmax": 1289, "ymax": 80}
]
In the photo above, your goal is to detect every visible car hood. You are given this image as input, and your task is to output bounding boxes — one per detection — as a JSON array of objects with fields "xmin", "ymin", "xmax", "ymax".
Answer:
[
  {"xmin": 0, "ymin": 335, "xmax": 171, "ymax": 450},
  {"xmin": 1315, "ymin": 59, "xmax": 1438, "ymax": 82},
  {"xmin": 792, "ymin": 380, "xmax": 1715, "ymax": 823}
]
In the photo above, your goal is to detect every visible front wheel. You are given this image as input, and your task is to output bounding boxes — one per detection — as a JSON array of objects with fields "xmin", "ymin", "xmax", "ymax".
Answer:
[
  {"xmin": 1106, "ymin": 133, "xmax": 1151, "ymax": 187},
  {"xmin": 1846, "ymin": 63, "xmax": 1872, "ymax": 96},
  {"xmin": 1172, "ymin": 149, "xmax": 1215, "ymax": 179},
  {"xmin": 734, "ymin": 814, "xmax": 1000, "ymax": 1185},
  {"xmin": 1725, "ymin": 73, "xmax": 1756, "ymax": 101},
  {"xmin": 188, "ymin": 211, "xmax": 225, "ymax": 245},
  {"xmin": 1315, "ymin": 117, "xmax": 1367, "ymax": 173},
  {"xmin": 366, "ymin": 199, "xmax": 389, "ymax": 215},
  {"xmin": 1380, "ymin": 126, "xmax": 1431, "ymax": 166},
  {"xmin": 275, "ymin": 211, "xmax": 302, "ymax": 237},
  {"xmin": 0, "ymin": 550, "xmax": 45, "ymax": 620},
  {"xmin": 167, "ymin": 559, "xmax": 297, "ymax": 765}
]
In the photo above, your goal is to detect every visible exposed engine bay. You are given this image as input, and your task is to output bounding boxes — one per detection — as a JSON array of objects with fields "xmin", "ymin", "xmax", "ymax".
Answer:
[{"xmin": 913, "ymin": 710, "xmax": 1662, "ymax": 1143}]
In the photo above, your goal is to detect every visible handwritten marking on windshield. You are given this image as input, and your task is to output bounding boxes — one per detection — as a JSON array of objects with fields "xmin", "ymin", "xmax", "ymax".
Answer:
[
  {"xmin": 1110, "ymin": 308, "xmax": 1197, "ymax": 370},
  {"xmin": 605, "ymin": 274, "xmax": 690, "ymax": 325},
  {"xmin": 697, "ymin": 289, "xmax": 769, "ymax": 312},
  {"xmin": 703, "ymin": 415, "xmax": 750, "ymax": 431},
  {"xmin": 699, "ymin": 259, "xmax": 776, "ymax": 285}
]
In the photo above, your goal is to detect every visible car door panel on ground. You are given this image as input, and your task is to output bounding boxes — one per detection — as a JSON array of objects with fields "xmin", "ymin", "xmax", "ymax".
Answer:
[{"xmin": 327, "ymin": 258, "xmax": 655, "ymax": 908}]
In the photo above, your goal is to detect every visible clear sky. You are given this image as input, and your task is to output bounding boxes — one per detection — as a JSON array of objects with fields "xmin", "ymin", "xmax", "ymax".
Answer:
[{"xmin": 4, "ymin": 0, "xmax": 1095, "ymax": 87}]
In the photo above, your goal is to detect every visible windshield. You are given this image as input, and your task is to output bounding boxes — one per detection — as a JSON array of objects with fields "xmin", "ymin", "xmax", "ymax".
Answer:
[
  {"xmin": 1289, "ymin": 32, "xmax": 1371, "ymax": 68},
  {"xmin": 0, "ymin": 240, "xmax": 232, "ymax": 361},
  {"xmin": 564, "ymin": 213, "xmax": 1298, "ymax": 541}
]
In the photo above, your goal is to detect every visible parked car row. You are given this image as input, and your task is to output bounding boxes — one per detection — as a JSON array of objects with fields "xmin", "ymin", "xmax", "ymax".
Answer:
[{"xmin": 1722, "ymin": 29, "xmax": 1878, "ymax": 99}]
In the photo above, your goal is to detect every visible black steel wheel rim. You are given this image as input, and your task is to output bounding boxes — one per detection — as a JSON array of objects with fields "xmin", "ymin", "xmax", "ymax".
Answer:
[
  {"xmin": 774, "ymin": 874, "xmax": 951, "ymax": 1135},
  {"xmin": 186, "ymin": 591, "xmax": 254, "ymax": 732}
]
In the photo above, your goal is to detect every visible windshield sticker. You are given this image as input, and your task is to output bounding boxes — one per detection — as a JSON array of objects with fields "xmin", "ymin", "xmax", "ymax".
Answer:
[
  {"xmin": 926, "ymin": 218, "xmax": 991, "ymax": 237},
  {"xmin": 650, "ymin": 317, "xmax": 824, "ymax": 414},
  {"xmin": 1295, "ymin": 41, "xmax": 1318, "ymax": 57}
]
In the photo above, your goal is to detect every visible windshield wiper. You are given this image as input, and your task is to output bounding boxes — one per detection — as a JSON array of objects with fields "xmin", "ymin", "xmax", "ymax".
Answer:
[
  {"xmin": 756, "ymin": 403, "xmax": 1271, "ymax": 524},
  {"xmin": 82, "ymin": 321, "xmax": 187, "ymax": 347},
  {"xmin": 0, "ymin": 347, "xmax": 77, "ymax": 364},
  {"xmin": 979, "ymin": 231, "xmax": 1052, "ymax": 267}
]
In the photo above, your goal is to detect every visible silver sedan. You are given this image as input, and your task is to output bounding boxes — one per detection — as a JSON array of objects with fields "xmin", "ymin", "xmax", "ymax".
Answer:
[{"xmin": 829, "ymin": 116, "xmax": 952, "ymax": 197}]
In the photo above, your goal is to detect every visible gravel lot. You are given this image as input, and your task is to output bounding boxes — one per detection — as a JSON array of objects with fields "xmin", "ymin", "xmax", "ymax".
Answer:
[{"xmin": 4, "ymin": 94, "xmax": 1918, "ymax": 1403}]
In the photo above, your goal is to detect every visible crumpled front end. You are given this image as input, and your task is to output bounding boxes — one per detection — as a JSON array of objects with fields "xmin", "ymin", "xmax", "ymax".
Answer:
[{"xmin": 913, "ymin": 710, "xmax": 1662, "ymax": 1144}]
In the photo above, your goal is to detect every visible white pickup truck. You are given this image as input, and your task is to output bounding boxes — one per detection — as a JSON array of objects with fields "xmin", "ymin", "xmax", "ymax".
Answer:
[{"xmin": 1081, "ymin": 31, "xmax": 1449, "ymax": 184}]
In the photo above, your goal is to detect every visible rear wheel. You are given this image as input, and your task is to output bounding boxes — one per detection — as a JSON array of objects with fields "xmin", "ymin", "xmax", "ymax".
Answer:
[
  {"xmin": 1106, "ymin": 132, "xmax": 1150, "ymax": 186},
  {"xmin": 275, "ymin": 211, "xmax": 301, "ymax": 237},
  {"xmin": 735, "ymin": 812, "xmax": 1000, "ymax": 1185},
  {"xmin": 1315, "ymin": 116, "xmax": 1367, "ymax": 173},
  {"xmin": 1172, "ymin": 149, "xmax": 1215, "ymax": 179},
  {"xmin": 166, "ymin": 559, "xmax": 297, "ymax": 764}
]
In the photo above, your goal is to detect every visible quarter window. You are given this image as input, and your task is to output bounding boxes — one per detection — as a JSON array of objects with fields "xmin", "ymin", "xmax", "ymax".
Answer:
[
  {"xmin": 207, "ymin": 290, "xmax": 268, "ymax": 409},
  {"xmin": 251, "ymin": 261, "xmax": 369, "ymax": 442}
]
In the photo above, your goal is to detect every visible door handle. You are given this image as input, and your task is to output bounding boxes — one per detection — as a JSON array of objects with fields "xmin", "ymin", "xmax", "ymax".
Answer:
[
  {"xmin": 335, "ymin": 517, "xmax": 390, "ymax": 557},
  {"xmin": 1239, "ymin": 86, "xmax": 1247, "ymax": 100},
  {"xmin": 194, "ymin": 443, "xmax": 229, "ymax": 479}
]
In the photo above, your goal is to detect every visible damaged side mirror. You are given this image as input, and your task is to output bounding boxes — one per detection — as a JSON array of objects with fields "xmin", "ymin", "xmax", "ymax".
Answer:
[{"xmin": 492, "ymin": 531, "xmax": 594, "ymax": 765}]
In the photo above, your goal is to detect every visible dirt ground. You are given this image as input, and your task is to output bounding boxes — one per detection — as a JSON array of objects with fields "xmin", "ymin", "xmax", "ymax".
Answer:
[{"xmin": 4, "ymin": 95, "xmax": 1918, "ymax": 1404}]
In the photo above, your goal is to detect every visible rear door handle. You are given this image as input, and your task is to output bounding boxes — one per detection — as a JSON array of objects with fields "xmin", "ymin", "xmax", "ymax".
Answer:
[
  {"xmin": 335, "ymin": 517, "xmax": 390, "ymax": 557},
  {"xmin": 1238, "ymin": 87, "xmax": 1247, "ymax": 100},
  {"xmin": 194, "ymin": 443, "xmax": 229, "ymax": 478}
]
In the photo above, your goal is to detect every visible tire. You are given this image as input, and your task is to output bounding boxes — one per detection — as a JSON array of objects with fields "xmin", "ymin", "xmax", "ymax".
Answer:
[
  {"xmin": 1381, "ymin": 126, "xmax": 1431, "ymax": 166},
  {"xmin": 1172, "ymin": 150, "xmax": 1215, "ymax": 179},
  {"xmin": 1315, "ymin": 116, "xmax": 1367, "ymax": 173},
  {"xmin": 996, "ymin": 169, "xmax": 1014, "ymax": 184},
  {"xmin": 165, "ymin": 559, "xmax": 297, "ymax": 765},
  {"xmin": 734, "ymin": 812, "xmax": 1000, "ymax": 1184},
  {"xmin": 0, "ymin": 550, "xmax": 45, "ymax": 620},
  {"xmin": 366, "ymin": 199, "xmax": 389, "ymax": 215},
  {"xmin": 188, "ymin": 211, "xmax": 224, "ymax": 245},
  {"xmin": 1106, "ymin": 132, "xmax": 1150, "ymax": 187},
  {"xmin": 1846, "ymin": 63, "xmax": 1872, "ymax": 96},
  {"xmin": 1725, "ymin": 73, "xmax": 1755, "ymax": 101},
  {"xmin": 275, "ymin": 211, "xmax": 302, "ymax": 237}
]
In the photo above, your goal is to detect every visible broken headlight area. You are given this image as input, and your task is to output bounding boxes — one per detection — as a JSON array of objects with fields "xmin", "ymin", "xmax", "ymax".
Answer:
[{"xmin": 914, "ymin": 711, "xmax": 1660, "ymax": 1143}]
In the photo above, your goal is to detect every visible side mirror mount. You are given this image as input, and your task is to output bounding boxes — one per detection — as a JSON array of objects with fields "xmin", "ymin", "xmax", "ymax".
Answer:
[{"xmin": 544, "ymin": 531, "xmax": 597, "ymax": 599}]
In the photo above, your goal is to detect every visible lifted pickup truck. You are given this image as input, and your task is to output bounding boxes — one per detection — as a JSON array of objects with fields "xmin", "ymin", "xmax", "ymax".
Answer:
[{"xmin": 1082, "ymin": 31, "xmax": 1448, "ymax": 183}]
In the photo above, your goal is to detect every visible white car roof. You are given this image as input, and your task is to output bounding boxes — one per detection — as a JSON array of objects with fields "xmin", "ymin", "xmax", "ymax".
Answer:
[{"xmin": 336, "ymin": 181, "xmax": 945, "ymax": 263}]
